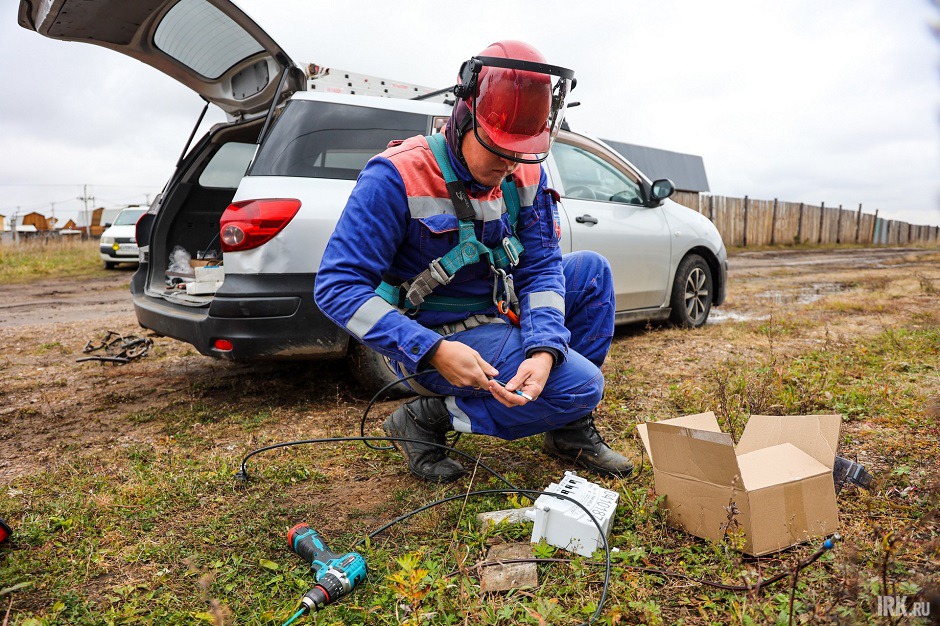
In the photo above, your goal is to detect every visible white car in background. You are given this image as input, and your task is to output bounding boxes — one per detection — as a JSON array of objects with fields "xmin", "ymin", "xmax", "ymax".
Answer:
[
  {"xmin": 20, "ymin": 0, "xmax": 727, "ymax": 393},
  {"xmin": 99, "ymin": 207, "xmax": 147, "ymax": 269}
]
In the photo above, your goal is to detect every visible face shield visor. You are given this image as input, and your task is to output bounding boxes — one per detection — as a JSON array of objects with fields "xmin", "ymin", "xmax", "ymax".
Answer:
[{"xmin": 459, "ymin": 56, "xmax": 575, "ymax": 164}]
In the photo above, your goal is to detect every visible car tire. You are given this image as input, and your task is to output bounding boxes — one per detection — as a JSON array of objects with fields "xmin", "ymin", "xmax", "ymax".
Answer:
[
  {"xmin": 347, "ymin": 341, "xmax": 412, "ymax": 399},
  {"xmin": 104, "ymin": 261, "xmax": 117, "ymax": 270},
  {"xmin": 669, "ymin": 253, "xmax": 713, "ymax": 328}
]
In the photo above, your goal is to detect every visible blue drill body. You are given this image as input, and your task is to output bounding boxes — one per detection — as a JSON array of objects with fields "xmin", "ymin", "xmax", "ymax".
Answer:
[{"xmin": 287, "ymin": 523, "xmax": 367, "ymax": 613}]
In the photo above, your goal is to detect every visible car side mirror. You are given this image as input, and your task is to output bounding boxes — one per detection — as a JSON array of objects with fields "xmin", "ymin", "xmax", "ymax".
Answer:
[
  {"xmin": 104, "ymin": 222, "xmax": 112, "ymax": 228},
  {"xmin": 651, "ymin": 179, "xmax": 675, "ymax": 201},
  {"xmin": 644, "ymin": 178, "xmax": 675, "ymax": 207}
]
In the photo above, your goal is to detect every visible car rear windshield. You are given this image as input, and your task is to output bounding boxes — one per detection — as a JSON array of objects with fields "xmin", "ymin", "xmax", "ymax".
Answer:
[{"xmin": 249, "ymin": 101, "xmax": 429, "ymax": 181}]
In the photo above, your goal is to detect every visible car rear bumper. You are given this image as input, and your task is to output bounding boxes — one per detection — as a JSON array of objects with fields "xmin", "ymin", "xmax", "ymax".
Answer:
[{"xmin": 131, "ymin": 271, "xmax": 350, "ymax": 360}]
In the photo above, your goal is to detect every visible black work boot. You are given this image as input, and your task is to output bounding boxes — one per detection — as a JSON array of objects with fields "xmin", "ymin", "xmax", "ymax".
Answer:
[
  {"xmin": 383, "ymin": 397, "xmax": 465, "ymax": 483},
  {"xmin": 542, "ymin": 415, "xmax": 634, "ymax": 478}
]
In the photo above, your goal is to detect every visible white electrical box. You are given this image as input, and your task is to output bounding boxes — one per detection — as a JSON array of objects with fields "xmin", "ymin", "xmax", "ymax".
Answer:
[
  {"xmin": 525, "ymin": 472, "xmax": 619, "ymax": 557},
  {"xmin": 194, "ymin": 266, "xmax": 224, "ymax": 282}
]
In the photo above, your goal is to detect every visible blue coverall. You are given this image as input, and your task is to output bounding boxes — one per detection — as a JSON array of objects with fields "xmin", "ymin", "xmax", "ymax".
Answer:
[{"xmin": 315, "ymin": 135, "xmax": 616, "ymax": 440}]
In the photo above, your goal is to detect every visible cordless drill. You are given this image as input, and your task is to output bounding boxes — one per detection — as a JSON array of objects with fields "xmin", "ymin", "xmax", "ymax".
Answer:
[{"xmin": 287, "ymin": 523, "xmax": 367, "ymax": 614}]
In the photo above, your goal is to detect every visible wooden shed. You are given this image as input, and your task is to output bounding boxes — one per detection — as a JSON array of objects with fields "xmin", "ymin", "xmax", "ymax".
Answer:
[{"xmin": 20, "ymin": 212, "xmax": 50, "ymax": 231}]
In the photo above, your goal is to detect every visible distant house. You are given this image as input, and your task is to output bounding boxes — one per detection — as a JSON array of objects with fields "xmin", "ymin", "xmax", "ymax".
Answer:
[
  {"xmin": 21, "ymin": 212, "xmax": 50, "ymax": 231},
  {"xmin": 0, "ymin": 214, "xmax": 6, "ymax": 232},
  {"xmin": 603, "ymin": 140, "xmax": 710, "ymax": 195},
  {"xmin": 89, "ymin": 207, "xmax": 123, "ymax": 236}
]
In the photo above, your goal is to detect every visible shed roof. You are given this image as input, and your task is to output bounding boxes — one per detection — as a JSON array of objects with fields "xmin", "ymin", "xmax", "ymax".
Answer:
[{"xmin": 603, "ymin": 140, "xmax": 710, "ymax": 193}]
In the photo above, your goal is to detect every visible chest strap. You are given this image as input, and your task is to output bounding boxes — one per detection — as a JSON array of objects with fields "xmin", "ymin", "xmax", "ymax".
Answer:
[{"xmin": 377, "ymin": 133, "xmax": 524, "ymax": 311}]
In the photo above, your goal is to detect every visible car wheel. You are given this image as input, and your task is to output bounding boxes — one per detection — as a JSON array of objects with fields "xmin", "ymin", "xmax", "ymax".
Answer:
[
  {"xmin": 104, "ymin": 261, "xmax": 117, "ymax": 270},
  {"xmin": 347, "ymin": 341, "xmax": 412, "ymax": 399},
  {"xmin": 669, "ymin": 254, "xmax": 713, "ymax": 328}
]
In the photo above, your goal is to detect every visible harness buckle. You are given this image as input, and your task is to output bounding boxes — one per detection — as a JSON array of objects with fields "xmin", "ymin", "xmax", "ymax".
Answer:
[
  {"xmin": 502, "ymin": 237, "xmax": 520, "ymax": 266},
  {"xmin": 428, "ymin": 257, "xmax": 453, "ymax": 286}
]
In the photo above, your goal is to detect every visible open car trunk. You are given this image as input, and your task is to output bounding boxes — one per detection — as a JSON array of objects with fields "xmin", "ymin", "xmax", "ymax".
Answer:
[{"xmin": 144, "ymin": 118, "xmax": 262, "ymax": 305}]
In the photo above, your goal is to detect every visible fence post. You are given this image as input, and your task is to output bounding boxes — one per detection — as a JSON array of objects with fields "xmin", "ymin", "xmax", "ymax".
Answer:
[
  {"xmin": 855, "ymin": 203, "xmax": 862, "ymax": 243},
  {"xmin": 836, "ymin": 204, "xmax": 843, "ymax": 244},
  {"xmin": 709, "ymin": 195, "xmax": 715, "ymax": 221},
  {"xmin": 742, "ymin": 195, "xmax": 749, "ymax": 247},
  {"xmin": 797, "ymin": 202, "xmax": 804, "ymax": 243},
  {"xmin": 770, "ymin": 198, "xmax": 778, "ymax": 245},
  {"xmin": 871, "ymin": 209, "xmax": 879, "ymax": 244},
  {"xmin": 818, "ymin": 202, "xmax": 826, "ymax": 244}
]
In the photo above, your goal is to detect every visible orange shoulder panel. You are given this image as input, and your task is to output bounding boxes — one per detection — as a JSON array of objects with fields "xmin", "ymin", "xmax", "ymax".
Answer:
[
  {"xmin": 511, "ymin": 162, "xmax": 542, "ymax": 189},
  {"xmin": 379, "ymin": 135, "xmax": 448, "ymax": 199}
]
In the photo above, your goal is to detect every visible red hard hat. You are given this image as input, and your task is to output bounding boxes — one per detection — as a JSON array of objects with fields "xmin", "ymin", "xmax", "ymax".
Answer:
[{"xmin": 470, "ymin": 41, "xmax": 556, "ymax": 156}]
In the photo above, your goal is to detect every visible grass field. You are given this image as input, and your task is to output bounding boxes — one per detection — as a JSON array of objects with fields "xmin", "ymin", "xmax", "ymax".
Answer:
[
  {"xmin": 0, "ymin": 239, "xmax": 106, "ymax": 284},
  {"xmin": 0, "ymin": 248, "xmax": 938, "ymax": 625}
]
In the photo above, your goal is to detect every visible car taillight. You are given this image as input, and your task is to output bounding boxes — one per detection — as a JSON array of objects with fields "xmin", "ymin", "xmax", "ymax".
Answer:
[{"xmin": 219, "ymin": 198, "xmax": 302, "ymax": 252}]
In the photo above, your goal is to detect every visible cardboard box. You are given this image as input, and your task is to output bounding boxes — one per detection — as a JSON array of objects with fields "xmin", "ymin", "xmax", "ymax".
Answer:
[{"xmin": 637, "ymin": 412, "xmax": 840, "ymax": 556}]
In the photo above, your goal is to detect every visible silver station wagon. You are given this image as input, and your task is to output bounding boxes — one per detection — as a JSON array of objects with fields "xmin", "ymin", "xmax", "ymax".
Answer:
[{"xmin": 20, "ymin": 0, "xmax": 727, "ymax": 392}]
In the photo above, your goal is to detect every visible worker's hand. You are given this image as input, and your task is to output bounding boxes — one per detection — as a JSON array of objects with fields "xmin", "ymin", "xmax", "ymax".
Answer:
[
  {"xmin": 429, "ymin": 340, "xmax": 498, "ymax": 389},
  {"xmin": 488, "ymin": 351, "xmax": 553, "ymax": 408}
]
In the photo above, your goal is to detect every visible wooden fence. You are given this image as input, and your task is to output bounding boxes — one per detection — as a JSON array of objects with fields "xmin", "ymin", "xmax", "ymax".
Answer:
[{"xmin": 672, "ymin": 192, "xmax": 940, "ymax": 248}]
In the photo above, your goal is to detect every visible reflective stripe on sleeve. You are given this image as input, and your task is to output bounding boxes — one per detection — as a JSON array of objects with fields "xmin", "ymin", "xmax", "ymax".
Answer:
[
  {"xmin": 445, "ymin": 396, "xmax": 473, "ymax": 433},
  {"xmin": 347, "ymin": 296, "xmax": 396, "ymax": 340},
  {"xmin": 528, "ymin": 291, "xmax": 565, "ymax": 314}
]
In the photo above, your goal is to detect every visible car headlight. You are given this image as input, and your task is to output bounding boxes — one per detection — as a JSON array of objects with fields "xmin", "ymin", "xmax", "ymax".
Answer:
[{"xmin": 101, "ymin": 236, "xmax": 114, "ymax": 245}]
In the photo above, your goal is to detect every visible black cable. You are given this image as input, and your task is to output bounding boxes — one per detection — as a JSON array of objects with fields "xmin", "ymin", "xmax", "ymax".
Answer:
[
  {"xmin": 358, "ymin": 370, "xmax": 429, "ymax": 451},
  {"xmin": 444, "ymin": 534, "xmax": 841, "ymax": 594},
  {"xmin": 236, "ymin": 436, "xmax": 516, "ymax": 490}
]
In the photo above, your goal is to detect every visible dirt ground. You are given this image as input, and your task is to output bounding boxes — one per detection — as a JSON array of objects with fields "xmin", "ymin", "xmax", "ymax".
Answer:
[{"xmin": 0, "ymin": 247, "xmax": 937, "ymax": 489}]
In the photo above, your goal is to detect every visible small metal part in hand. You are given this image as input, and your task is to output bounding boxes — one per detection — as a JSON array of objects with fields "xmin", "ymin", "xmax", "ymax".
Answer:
[
  {"xmin": 490, "ymin": 378, "xmax": 533, "ymax": 400},
  {"xmin": 77, "ymin": 331, "xmax": 154, "ymax": 365}
]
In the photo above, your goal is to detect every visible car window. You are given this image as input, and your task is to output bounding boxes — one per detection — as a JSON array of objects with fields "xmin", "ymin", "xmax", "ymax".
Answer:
[
  {"xmin": 249, "ymin": 101, "xmax": 429, "ymax": 181},
  {"xmin": 552, "ymin": 142, "xmax": 644, "ymax": 205},
  {"xmin": 154, "ymin": 0, "xmax": 264, "ymax": 80},
  {"xmin": 199, "ymin": 142, "xmax": 257, "ymax": 189},
  {"xmin": 112, "ymin": 209, "xmax": 147, "ymax": 225}
]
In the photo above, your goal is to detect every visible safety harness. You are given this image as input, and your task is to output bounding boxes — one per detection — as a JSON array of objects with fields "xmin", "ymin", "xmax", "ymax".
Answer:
[{"xmin": 376, "ymin": 133, "xmax": 524, "ymax": 321}]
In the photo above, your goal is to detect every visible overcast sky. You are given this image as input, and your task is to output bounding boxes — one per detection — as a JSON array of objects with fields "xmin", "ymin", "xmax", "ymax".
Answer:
[{"xmin": 1, "ymin": 0, "xmax": 938, "ymax": 228}]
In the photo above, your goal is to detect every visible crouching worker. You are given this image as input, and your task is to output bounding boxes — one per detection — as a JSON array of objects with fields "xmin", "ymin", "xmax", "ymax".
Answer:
[{"xmin": 315, "ymin": 41, "xmax": 632, "ymax": 483}]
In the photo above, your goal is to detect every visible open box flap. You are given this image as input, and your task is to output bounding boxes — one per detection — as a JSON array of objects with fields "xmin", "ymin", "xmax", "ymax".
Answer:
[
  {"xmin": 637, "ymin": 412, "xmax": 722, "ymax": 464},
  {"xmin": 644, "ymin": 421, "xmax": 740, "ymax": 486},
  {"xmin": 736, "ymin": 442, "xmax": 831, "ymax": 491},
  {"xmin": 736, "ymin": 414, "xmax": 841, "ymax": 469}
]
